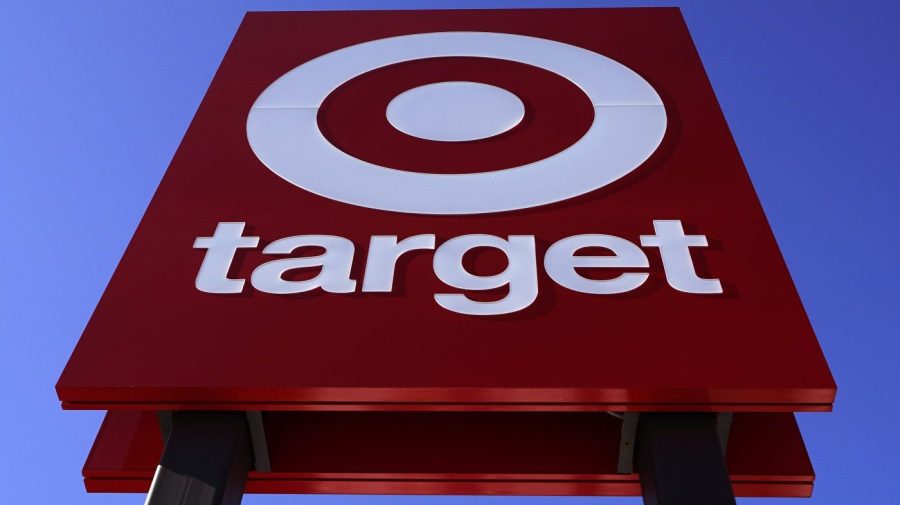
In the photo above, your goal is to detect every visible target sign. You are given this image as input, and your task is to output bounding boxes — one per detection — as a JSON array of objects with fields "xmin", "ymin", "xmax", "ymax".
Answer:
[
  {"xmin": 247, "ymin": 32, "xmax": 666, "ymax": 214},
  {"xmin": 58, "ymin": 9, "xmax": 834, "ymax": 423}
]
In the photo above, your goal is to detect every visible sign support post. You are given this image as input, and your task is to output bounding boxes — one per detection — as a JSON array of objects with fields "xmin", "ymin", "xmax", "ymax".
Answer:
[
  {"xmin": 145, "ymin": 412, "xmax": 252, "ymax": 505},
  {"xmin": 637, "ymin": 413, "xmax": 737, "ymax": 505}
]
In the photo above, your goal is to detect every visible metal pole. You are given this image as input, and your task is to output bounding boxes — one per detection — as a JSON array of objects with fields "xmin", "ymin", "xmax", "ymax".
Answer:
[
  {"xmin": 637, "ymin": 413, "xmax": 736, "ymax": 505},
  {"xmin": 145, "ymin": 412, "xmax": 252, "ymax": 505}
]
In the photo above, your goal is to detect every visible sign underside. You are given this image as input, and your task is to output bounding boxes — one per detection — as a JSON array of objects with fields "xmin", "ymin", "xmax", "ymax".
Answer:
[{"xmin": 85, "ymin": 411, "xmax": 814, "ymax": 497}]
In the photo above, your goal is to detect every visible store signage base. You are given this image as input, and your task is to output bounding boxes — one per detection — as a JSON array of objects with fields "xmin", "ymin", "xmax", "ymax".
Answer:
[{"xmin": 86, "ymin": 409, "xmax": 814, "ymax": 504}]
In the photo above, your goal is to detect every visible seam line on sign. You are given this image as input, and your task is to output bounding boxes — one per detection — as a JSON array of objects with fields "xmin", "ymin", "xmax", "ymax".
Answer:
[
  {"xmin": 249, "ymin": 104, "xmax": 667, "ymax": 110},
  {"xmin": 589, "ymin": 104, "xmax": 665, "ymax": 108},
  {"xmin": 251, "ymin": 106, "xmax": 321, "ymax": 110}
]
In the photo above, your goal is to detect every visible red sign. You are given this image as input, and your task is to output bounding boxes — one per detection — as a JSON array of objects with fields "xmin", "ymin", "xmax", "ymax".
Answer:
[{"xmin": 58, "ymin": 9, "xmax": 834, "ymax": 413}]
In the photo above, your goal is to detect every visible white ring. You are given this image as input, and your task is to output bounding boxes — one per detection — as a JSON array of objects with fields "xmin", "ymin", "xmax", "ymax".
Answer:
[{"xmin": 247, "ymin": 31, "xmax": 666, "ymax": 215}]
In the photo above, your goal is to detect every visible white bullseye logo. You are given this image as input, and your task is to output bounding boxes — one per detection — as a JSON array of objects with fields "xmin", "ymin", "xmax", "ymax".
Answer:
[{"xmin": 246, "ymin": 31, "xmax": 667, "ymax": 215}]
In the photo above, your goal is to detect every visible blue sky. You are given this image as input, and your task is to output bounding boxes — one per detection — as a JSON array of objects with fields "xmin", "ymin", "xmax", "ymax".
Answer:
[{"xmin": 1, "ymin": 1, "xmax": 898, "ymax": 504}]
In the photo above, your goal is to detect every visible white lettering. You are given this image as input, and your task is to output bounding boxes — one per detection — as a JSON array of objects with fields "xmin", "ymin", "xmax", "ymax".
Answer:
[
  {"xmin": 640, "ymin": 220, "xmax": 722, "ymax": 294},
  {"xmin": 193, "ymin": 221, "xmax": 724, "ymax": 314},
  {"xmin": 433, "ymin": 235, "xmax": 538, "ymax": 316},
  {"xmin": 251, "ymin": 235, "xmax": 356, "ymax": 294},
  {"xmin": 193, "ymin": 222, "xmax": 259, "ymax": 294},
  {"xmin": 362, "ymin": 235, "xmax": 435, "ymax": 292},
  {"xmin": 545, "ymin": 234, "xmax": 649, "ymax": 294}
]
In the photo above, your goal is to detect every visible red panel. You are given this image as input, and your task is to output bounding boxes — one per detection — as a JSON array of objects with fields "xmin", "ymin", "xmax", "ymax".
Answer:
[
  {"xmin": 56, "ymin": 8, "xmax": 835, "ymax": 411},
  {"xmin": 83, "ymin": 411, "xmax": 814, "ymax": 497}
]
